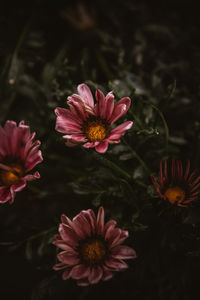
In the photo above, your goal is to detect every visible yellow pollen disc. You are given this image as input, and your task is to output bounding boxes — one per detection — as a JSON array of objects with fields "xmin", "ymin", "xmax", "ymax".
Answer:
[
  {"xmin": 86, "ymin": 122, "xmax": 107, "ymax": 142},
  {"xmin": 1, "ymin": 164, "xmax": 24, "ymax": 186},
  {"xmin": 81, "ymin": 239, "xmax": 107, "ymax": 264},
  {"xmin": 164, "ymin": 186, "xmax": 185, "ymax": 204}
]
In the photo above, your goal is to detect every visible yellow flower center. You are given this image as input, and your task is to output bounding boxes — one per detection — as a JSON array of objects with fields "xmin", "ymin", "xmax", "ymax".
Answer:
[
  {"xmin": 1, "ymin": 164, "xmax": 24, "ymax": 186},
  {"xmin": 80, "ymin": 238, "xmax": 107, "ymax": 265},
  {"xmin": 85, "ymin": 121, "xmax": 107, "ymax": 142},
  {"xmin": 164, "ymin": 186, "xmax": 185, "ymax": 204}
]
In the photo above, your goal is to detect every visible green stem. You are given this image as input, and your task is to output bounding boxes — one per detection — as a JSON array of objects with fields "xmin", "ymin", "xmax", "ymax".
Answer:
[
  {"xmin": 123, "ymin": 139, "xmax": 152, "ymax": 175},
  {"xmin": 93, "ymin": 152, "xmax": 132, "ymax": 180},
  {"xmin": 150, "ymin": 104, "xmax": 169, "ymax": 150}
]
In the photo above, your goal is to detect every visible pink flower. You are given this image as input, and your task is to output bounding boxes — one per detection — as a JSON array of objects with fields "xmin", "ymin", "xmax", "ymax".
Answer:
[
  {"xmin": 55, "ymin": 84, "xmax": 133, "ymax": 153},
  {"xmin": 53, "ymin": 206, "xmax": 136, "ymax": 286},
  {"xmin": 151, "ymin": 159, "xmax": 200, "ymax": 206},
  {"xmin": 0, "ymin": 120, "xmax": 43, "ymax": 204}
]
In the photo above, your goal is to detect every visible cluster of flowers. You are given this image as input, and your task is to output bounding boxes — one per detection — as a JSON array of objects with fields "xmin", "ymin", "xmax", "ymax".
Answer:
[{"xmin": 1, "ymin": 84, "xmax": 200, "ymax": 286}]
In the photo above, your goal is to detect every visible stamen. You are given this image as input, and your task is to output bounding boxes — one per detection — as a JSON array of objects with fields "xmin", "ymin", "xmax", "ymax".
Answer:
[
  {"xmin": 1, "ymin": 164, "xmax": 24, "ymax": 186},
  {"xmin": 79, "ymin": 238, "xmax": 107, "ymax": 265},
  {"xmin": 84, "ymin": 120, "xmax": 107, "ymax": 142},
  {"xmin": 164, "ymin": 186, "xmax": 185, "ymax": 204}
]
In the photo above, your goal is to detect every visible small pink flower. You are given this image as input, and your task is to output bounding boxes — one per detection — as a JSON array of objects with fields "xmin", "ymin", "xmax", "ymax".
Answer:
[
  {"xmin": 0, "ymin": 120, "xmax": 43, "ymax": 204},
  {"xmin": 53, "ymin": 206, "xmax": 136, "ymax": 286},
  {"xmin": 55, "ymin": 84, "xmax": 133, "ymax": 153},
  {"xmin": 151, "ymin": 159, "xmax": 200, "ymax": 206}
]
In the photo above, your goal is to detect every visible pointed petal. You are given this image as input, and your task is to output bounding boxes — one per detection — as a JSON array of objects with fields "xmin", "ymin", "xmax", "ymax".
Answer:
[
  {"xmin": 88, "ymin": 266, "xmax": 103, "ymax": 284},
  {"xmin": 107, "ymin": 121, "xmax": 133, "ymax": 142},
  {"xmin": 105, "ymin": 91, "xmax": 115, "ymax": 120},
  {"xmin": 57, "ymin": 251, "xmax": 80, "ymax": 265},
  {"xmin": 109, "ymin": 97, "xmax": 131, "ymax": 125},
  {"xmin": 55, "ymin": 107, "xmax": 82, "ymax": 133},
  {"xmin": 0, "ymin": 186, "xmax": 11, "ymax": 203},
  {"xmin": 105, "ymin": 257, "xmax": 128, "ymax": 270},
  {"xmin": 83, "ymin": 141, "xmax": 100, "ymax": 148},
  {"xmin": 102, "ymin": 267, "xmax": 113, "ymax": 281},
  {"xmin": 62, "ymin": 268, "xmax": 72, "ymax": 280},
  {"xmin": 96, "ymin": 206, "xmax": 105, "ymax": 235},
  {"xmin": 77, "ymin": 278, "xmax": 89, "ymax": 286},
  {"xmin": 77, "ymin": 84, "xmax": 94, "ymax": 108},
  {"xmin": 95, "ymin": 89, "xmax": 106, "ymax": 118},
  {"xmin": 95, "ymin": 141, "xmax": 108, "ymax": 153},
  {"xmin": 111, "ymin": 245, "xmax": 136, "ymax": 259},
  {"xmin": 70, "ymin": 264, "xmax": 90, "ymax": 280}
]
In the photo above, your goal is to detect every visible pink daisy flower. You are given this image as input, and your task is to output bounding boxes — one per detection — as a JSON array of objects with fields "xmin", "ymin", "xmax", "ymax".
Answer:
[
  {"xmin": 151, "ymin": 159, "xmax": 200, "ymax": 206},
  {"xmin": 53, "ymin": 206, "xmax": 136, "ymax": 286},
  {"xmin": 55, "ymin": 84, "xmax": 133, "ymax": 153},
  {"xmin": 0, "ymin": 120, "xmax": 43, "ymax": 204}
]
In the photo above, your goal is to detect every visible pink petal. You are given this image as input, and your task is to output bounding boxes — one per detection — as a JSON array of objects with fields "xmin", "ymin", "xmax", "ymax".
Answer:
[
  {"xmin": 9, "ymin": 189, "xmax": 15, "ymax": 204},
  {"xmin": 55, "ymin": 107, "xmax": 82, "ymax": 133},
  {"xmin": 83, "ymin": 141, "xmax": 100, "ymax": 148},
  {"xmin": 105, "ymin": 257, "xmax": 128, "ymax": 270},
  {"xmin": 59, "ymin": 224, "xmax": 79, "ymax": 247},
  {"xmin": 95, "ymin": 89, "xmax": 106, "ymax": 118},
  {"xmin": 111, "ymin": 245, "xmax": 136, "ymax": 259},
  {"xmin": 88, "ymin": 266, "xmax": 103, "ymax": 284},
  {"xmin": 53, "ymin": 263, "xmax": 68, "ymax": 270},
  {"xmin": 114, "ymin": 230, "xmax": 129, "ymax": 246},
  {"xmin": 77, "ymin": 278, "xmax": 89, "ymax": 286},
  {"xmin": 81, "ymin": 209, "xmax": 96, "ymax": 234},
  {"xmin": 151, "ymin": 175, "xmax": 163, "ymax": 198},
  {"xmin": 77, "ymin": 83, "xmax": 94, "ymax": 108},
  {"xmin": 105, "ymin": 226, "xmax": 121, "ymax": 244},
  {"xmin": 102, "ymin": 267, "xmax": 113, "ymax": 281},
  {"xmin": 23, "ymin": 171, "xmax": 40, "ymax": 181},
  {"xmin": 57, "ymin": 251, "xmax": 80, "ymax": 265},
  {"xmin": 11, "ymin": 179, "xmax": 26, "ymax": 192},
  {"xmin": 53, "ymin": 240, "xmax": 75, "ymax": 252},
  {"xmin": 96, "ymin": 206, "xmax": 105, "ymax": 235},
  {"xmin": 72, "ymin": 213, "xmax": 91, "ymax": 239},
  {"xmin": 107, "ymin": 121, "xmax": 133, "ymax": 142},
  {"xmin": 105, "ymin": 92, "xmax": 115, "ymax": 120},
  {"xmin": 63, "ymin": 134, "xmax": 87, "ymax": 143},
  {"xmin": 104, "ymin": 220, "xmax": 117, "ymax": 234},
  {"xmin": 184, "ymin": 160, "xmax": 190, "ymax": 180},
  {"xmin": 109, "ymin": 97, "xmax": 131, "ymax": 125},
  {"xmin": 0, "ymin": 186, "xmax": 11, "ymax": 203},
  {"xmin": 62, "ymin": 268, "xmax": 72, "ymax": 280},
  {"xmin": 95, "ymin": 141, "xmax": 108, "ymax": 153},
  {"xmin": 70, "ymin": 264, "xmax": 90, "ymax": 280},
  {"xmin": 61, "ymin": 214, "xmax": 72, "ymax": 226},
  {"xmin": 67, "ymin": 95, "xmax": 88, "ymax": 120},
  {"xmin": 3, "ymin": 121, "xmax": 18, "ymax": 156},
  {"xmin": 65, "ymin": 140, "xmax": 80, "ymax": 147},
  {"xmin": 25, "ymin": 150, "xmax": 43, "ymax": 172}
]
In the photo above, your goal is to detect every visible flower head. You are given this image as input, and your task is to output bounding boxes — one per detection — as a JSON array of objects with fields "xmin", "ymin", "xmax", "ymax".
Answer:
[
  {"xmin": 151, "ymin": 159, "xmax": 200, "ymax": 206},
  {"xmin": 53, "ymin": 206, "xmax": 136, "ymax": 286},
  {"xmin": 0, "ymin": 120, "xmax": 43, "ymax": 204},
  {"xmin": 55, "ymin": 84, "xmax": 133, "ymax": 153}
]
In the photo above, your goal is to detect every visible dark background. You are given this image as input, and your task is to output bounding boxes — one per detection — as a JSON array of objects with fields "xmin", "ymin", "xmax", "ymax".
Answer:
[{"xmin": 0, "ymin": 0, "xmax": 200, "ymax": 299}]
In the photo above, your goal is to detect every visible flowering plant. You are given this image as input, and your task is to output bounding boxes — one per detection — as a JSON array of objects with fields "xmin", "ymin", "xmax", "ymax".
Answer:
[{"xmin": 55, "ymin": 84, "xmax": 133, "ymax": 153}]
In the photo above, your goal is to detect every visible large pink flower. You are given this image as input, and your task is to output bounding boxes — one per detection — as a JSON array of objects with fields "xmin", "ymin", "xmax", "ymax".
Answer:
[
  {"xmin": 0, "ymin": 120, "xmax": 43, "ymax": 204},
  {"xmin": 55, "ymin": 84, "xmax": 133, "ymax": 153},
  {"xmin": 53, "ymin": 206, "xmax": 136, "ymax": 286},
  {"xmin": 151, "ymin": 159, "xmax": 200, "ymax": 206}
]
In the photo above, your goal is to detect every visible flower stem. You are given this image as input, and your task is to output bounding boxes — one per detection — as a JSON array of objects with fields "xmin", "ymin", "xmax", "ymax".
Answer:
[
  {"xmin": 123, "ymin": 139, "xmax": 152, "ymax": 176},
  {"xmin": 93, "ymin": 152, "xmax": 132, "ymax": 180},
  {"xmin": 150, "ymin": 104, "xmax": 169, "ymax": 151}
]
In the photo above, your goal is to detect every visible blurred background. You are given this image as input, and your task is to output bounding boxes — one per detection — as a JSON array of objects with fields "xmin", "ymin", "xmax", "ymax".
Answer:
[{"xmin": 0, "ymin": 0, "xmax": 200, "ymax": 299}]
